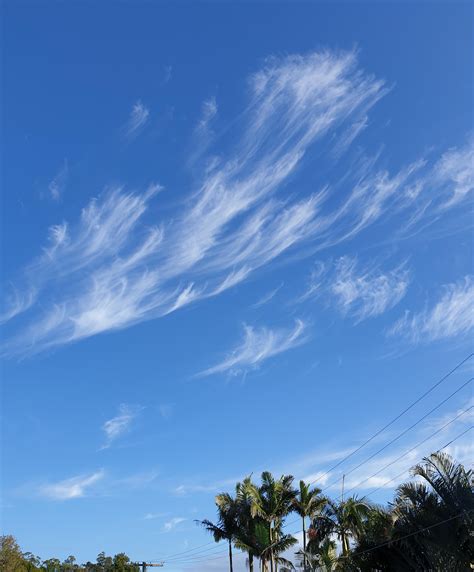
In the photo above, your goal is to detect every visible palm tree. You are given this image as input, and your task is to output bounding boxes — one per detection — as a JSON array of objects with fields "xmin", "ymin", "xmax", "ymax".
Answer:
[
  {"xmin": 293, "ymin": 481, "xmax": 326, "ymax": 571},
  {"xmin": 308, "ymin": 496, "xmax": 372, "ymax": 556},
  {"xmin": 234, "ymin": 477, "xmax": 259, "ymax": 572},
  {"xmin": 392, "ymin": 452, "xmax": 474, "ymax": 570},
  {"xmin": 196, "ymin": 490, "xmax": 240, "ymax": 572},
  {"xmin": 245, "ymin": 472, "xmax": 297, "ymax": 572}
]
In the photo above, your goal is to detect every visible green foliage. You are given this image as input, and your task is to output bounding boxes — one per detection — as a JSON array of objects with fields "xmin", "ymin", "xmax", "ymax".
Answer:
[
  {"xmin": 0, "ymin": 541, "xmax": 138, "ymax": 572},
  {"xmin": 0, "ymin": 535, "xmax": 31, "ymax": 572}
]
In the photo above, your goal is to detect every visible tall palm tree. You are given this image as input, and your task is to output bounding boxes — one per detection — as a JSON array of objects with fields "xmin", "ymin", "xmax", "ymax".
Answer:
[
  {"xmin": 292, "ymin": 481, "xmax": 326, "ymax": 571},
  {"xmin": 196, "ymin": 490, "xmax": 240, "ymax": 572},
  {"xmin": 392, "ymin": 452, "xmax": 474, "ymax": 570},
  {"xmin": 234, "ymin": 477, "xmax": 259, "ymax": 572},
  {"xmin": 308, "ymin": 496, "xmax": 372, "ymax": 556},
  {"xmin": 245, "ymin": 472, "xmax": 297, "ymax": 572}
]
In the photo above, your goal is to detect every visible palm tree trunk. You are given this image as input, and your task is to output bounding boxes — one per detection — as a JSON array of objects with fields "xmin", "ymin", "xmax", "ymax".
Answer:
[
  {"xmin": 249, "ymin": 553, "xmax": 254, "ymax": 572},
  {"xmin": 228, "ymin": 538, "xmax": 233, "ymax": 572},
  {"xmin": 302, "ymin": 516, "xmax": 307, "ymax": 571},
  {"xmin": 341, "ymin": 531, "xmax": 349, "ymax": 556},
  {"xmin": 269, "ymin": 523, "xmax": 274, "ymax": 572}
]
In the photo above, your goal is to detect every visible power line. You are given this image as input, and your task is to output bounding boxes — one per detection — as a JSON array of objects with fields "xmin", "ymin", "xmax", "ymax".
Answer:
[
  {"xmin": 152, "ymin": 539, "xmax": 217, "ymax": 561},
  {"xmin": 363, "ymin": 425, "xmax": 473, "ymax": 498},
  {"xmin": 286, "ymin": 508, "xmax": 472, "ymax": 559},
  {"xmin": 170, "ymin": 551, "xmax": 230, "ymax": 565},
  {"xmin": 305, "ymin": 353, "xmax": 472, "ymax": 491},
  {"xmin": 340, "ymin": 407, "xmax": 472, "ymax": 499},
  {"xmin": 340, "ymin": 510, "xmax": 471, "ymax": 560},
  {"xmin": 320, "ymin": 377, "xmax": 472, "ymax": 494},
  {"xmin": 163, "ymin": 418, "xmax": 472, "ymax": 565},
  {"xmin": 163, "ymin": 544, "xmax": 228, "ymax": 563},
  {"xmin": 160, "ymin": 419, "xmax": 472, "ymax": 566},
  {"xmin": 148, "ymin": 354, "xmax": 473, "ymax": 564},
  {"xmin": 283, "ymin": 386, "xmax": 472, "ymax": 532}
]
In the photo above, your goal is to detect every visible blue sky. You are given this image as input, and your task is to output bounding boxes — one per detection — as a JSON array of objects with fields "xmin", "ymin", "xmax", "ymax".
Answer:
[{"xmin": 1, "ymin": 1, "xmax": 473, "ymax": 569}]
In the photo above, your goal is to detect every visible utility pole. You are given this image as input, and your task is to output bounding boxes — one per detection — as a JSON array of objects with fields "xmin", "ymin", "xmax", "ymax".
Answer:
[{"xmin": 133, "ymin": 562, "xmax": 164, "ymax": 571}]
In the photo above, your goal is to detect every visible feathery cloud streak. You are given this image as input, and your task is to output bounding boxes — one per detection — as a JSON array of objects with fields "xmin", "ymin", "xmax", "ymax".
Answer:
[
  {"xmin": 39, "ymin": 470, "xmax": 105, "ymax": 500},
  {"xmin": 1, "ymin": 51, "xmax": 472, "ymax": 356},
  {"xmin": 32, "ymin": 469, "xmax": 159, "ymax": 501},
  {"xmin": 389, "ymin": 276, "xmax": 474, "ymax": 343},
  {"xmin": 101, "ymin": 404, "xmax": 142, "ymax": 449},
  {"xmin": 124, "ymin": 100, "xmax": 150, "ymax": 138},
  {"xmin": 301, "ymin": 257, "xmax": 410, "ymax": 322},
  {"xmin": 199, "ymin": 319, "xmax": 307, "ymax": 377},
  {"xmin": 48, "ymin": 159, "xmax": 68, "ymax": 201},
  {"xmin": 162, "ymin": 517, "xmax": 187, "ymax": 532}
]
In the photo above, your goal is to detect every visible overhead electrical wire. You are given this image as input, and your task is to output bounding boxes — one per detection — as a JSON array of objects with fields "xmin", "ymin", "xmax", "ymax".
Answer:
[{"xmin": 148, "ymin": 353, "xmax": 473, "ymax": 564}]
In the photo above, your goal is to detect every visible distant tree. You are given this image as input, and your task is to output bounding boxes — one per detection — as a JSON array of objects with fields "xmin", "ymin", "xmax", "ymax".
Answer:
[
  {"xmin": 112, "ymin": 553, "xmax": 138, "ymax": 572},
  {"xmin": 21, "ymin": 552, "xmax": 41, "ymax": 571},
  {"xmin": 95, "ymin": 552, "xmax": 113, "ymax": 570},
  {"xmin": 41, "ymin": 558, "xmax": 62, "ymax": 572},
  {"xmin": 61, "ymin": 555, "xmax": 79, "ymax": 571},
  {"xmin": 0, "ymin": 535, "xmax": 30, "ymax": 571}
]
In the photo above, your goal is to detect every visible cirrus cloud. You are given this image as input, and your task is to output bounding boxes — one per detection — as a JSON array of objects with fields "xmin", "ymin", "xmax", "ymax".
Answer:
[
  {"xmin": 388, "ymin": 276, "xmax": 474, "ymax": 343},
  {"xmin": 1, "ymin": 50, "xmax": 472, "ymax": 358},
  {"xmin": 198, "ymin": 319, "xmax": 308, "ymax": 377}
]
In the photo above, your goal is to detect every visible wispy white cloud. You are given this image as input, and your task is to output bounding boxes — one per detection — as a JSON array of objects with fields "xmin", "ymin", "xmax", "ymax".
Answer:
[
  {"xmin": 389, "ymin": 276, "xmax": 474, "ymax": 343},
  {"xmin": 188, "ymin": 96, "xmax": 219, "ymax": 165},
  {"xmin": 101, "ymin": 404, "xmax": 142, "ymax": 449},
  {"xmin": 18, "ymin": 468, "xmax": 159, "ymax": 502},
  {"xmin": 331, "ymin": 257, "xmax": 409, "ymax": 321},
  {"xmin": 1, "ymin": 50, "xmax": 472, "ymax": 357},
  {"xmin": 0, "ymin": 287, "xmax": 36, "ymax": 325},
  {"xmin": 173, "ymin": 476, "xmax": 241, "ymax": 497},
  {"xmin": 48, "ymin": 159, "xmax": 68, "ymax": 201},
  {"xmin": 39, "ymin": 470, "xmax": 105, "ymax": 500},
  {"xmin": 299, "ymin": 257, "xmax": 409, "ymax": 322},
  {"xmin": 162, "ymin": 65, "xmax": 172, "ymax": 85},
  {"xmin": 252, "ymin": 283, "xmax": 283, "ymax": 308},
  {"xmin": 124, "ymin": 100, "xmax": 150, "ymax": 138},
  {"xmin": 197, "ymin": 96, "xmax": 217, "ymax": 132},
  {"xmin": 432, "ymin": 137, "xmax": 474, "ymax": 208},
  {"xmin": 199, "ymin": 319, "xmax": 307, "ymax": 377},
  {"xmin": 162, "ymin": 517, "xmax": 186, "ymax": 532}
]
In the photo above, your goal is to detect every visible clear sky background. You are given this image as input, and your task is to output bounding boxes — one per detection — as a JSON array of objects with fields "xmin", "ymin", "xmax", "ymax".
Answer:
[{"xmin": 1, "ymin": 1, "xmax": 473, "ymax": 570}]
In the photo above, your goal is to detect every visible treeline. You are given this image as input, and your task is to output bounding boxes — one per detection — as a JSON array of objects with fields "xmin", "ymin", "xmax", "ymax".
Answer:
[
  {"xmin": 0, "ymin": 539, "xmax": 139, "ymax": 572},
  {"xmin": 196, "ymin": 452, "xmax": 473, "ymax": 571}
]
